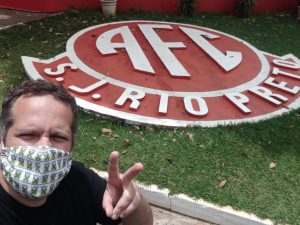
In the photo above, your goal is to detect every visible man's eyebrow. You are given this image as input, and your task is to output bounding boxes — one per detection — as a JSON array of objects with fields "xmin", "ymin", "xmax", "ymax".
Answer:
[
  {"xmin": 51, "ymin": 129, "xmax": 72, "ymax": 136},
  {"xmin": 51, "ymin": 130, "xmax": 69, "ymax": 136},
  {"xmin": 14, "ymin": 127, "xmax": 39, "ymax": 133}
]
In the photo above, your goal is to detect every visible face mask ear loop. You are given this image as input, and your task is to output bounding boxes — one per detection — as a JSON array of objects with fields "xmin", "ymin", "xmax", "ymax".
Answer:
[
  {"xmin": 0, "ymin": 140, "xmax": 5, "ymax": 152},
  {"xmin": 0, "ymin": 142, "xmax": 5, "ymax": 170}
]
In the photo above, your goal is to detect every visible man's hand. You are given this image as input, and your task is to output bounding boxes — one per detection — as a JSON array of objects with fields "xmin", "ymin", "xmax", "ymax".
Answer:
[{"xmin": 102, "ymin": 151, "xmax": 144, "ymax": 220}]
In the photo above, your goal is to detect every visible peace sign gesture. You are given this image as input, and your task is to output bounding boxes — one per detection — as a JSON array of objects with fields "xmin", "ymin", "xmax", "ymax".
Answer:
[{"xmin": 102, "ymin": 151, "xmax": 152, "ymax": 224}]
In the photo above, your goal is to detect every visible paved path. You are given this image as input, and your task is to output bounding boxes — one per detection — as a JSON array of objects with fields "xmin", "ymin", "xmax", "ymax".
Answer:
[
  {"xmin": 152, "ymin": 206, "xmax": 213, "ymax": 225},
  {"xmin": 0, "ymin": 8, "xmax": 216, "ymax": 225},
  {"xmin": 0, "ymin": 8, "xmax": 52, "ymax": 29}
]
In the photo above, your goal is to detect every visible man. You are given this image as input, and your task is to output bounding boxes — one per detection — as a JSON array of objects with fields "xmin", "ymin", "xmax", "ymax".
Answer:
[{"xmin": 0, "ymin": 79, "xmax": 153, "ymax": 225}]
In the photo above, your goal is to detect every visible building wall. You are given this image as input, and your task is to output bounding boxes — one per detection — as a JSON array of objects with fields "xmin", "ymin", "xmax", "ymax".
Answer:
[{"xmin": 0, "ymin": 0, "xmax": 298, "ymax": 14}]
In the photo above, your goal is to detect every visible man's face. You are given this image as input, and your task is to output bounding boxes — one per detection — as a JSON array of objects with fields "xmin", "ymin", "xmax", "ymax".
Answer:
[{"xmin": 4, "ymin": 95, "xmax": 73, "ymax": 152}]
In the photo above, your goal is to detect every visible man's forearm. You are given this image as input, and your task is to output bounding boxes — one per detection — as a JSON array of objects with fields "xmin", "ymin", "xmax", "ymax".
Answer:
[{"xmin": 121, "ymin": 195, "xmax": 153, "ymax": 225}]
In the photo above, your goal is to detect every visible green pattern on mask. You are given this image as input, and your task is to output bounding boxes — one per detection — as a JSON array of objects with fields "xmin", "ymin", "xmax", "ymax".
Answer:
[{"xmin": 0, "ymin": 146, "xmax": 72, "ymax": 200}]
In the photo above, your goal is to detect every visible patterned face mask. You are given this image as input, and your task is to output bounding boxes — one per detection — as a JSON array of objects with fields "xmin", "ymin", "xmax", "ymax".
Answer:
[{"xmin": 0, "ymin": 146, "xmax": 72, "ymax": 200}]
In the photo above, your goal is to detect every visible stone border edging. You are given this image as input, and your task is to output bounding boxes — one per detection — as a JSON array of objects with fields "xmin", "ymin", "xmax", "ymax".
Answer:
[{"xmin": 90, "ymin": 168, "xmax": 275, "ymax": 225}]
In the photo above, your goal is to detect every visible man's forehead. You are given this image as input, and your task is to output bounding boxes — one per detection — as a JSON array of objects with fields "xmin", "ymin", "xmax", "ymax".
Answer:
[
  {"xmin": 10, "ymin": 94, "xmax": 73, "ymax": 126},
  {"xmin": 11, "ymin": 94, "xmax": 73, "ymax": 119},
  {"xmin": 14, "ymin": 94, "xmax": 66, "ymax": 108}
]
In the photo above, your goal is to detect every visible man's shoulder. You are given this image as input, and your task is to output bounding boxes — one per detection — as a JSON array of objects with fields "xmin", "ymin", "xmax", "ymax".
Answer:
[
  {"xmin": 71, "ymin": 160, "xmax": 87, "ymax": 171},
  {"xmin": 0, "ymin": 191, "xmax": 23, "ymax": 225},
  {"xmin": 51, "ymin": 160, "xmax": 107, "ymax": 204},
  {"xmin": 68, "ymin": 160, "xmax": 107, "ymax": 185}
]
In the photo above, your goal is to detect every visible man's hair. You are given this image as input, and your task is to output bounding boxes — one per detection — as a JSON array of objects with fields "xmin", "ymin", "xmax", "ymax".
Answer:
[{"xmin": 0, "ymin": 79, "xmax": 78, "ymax": 147}]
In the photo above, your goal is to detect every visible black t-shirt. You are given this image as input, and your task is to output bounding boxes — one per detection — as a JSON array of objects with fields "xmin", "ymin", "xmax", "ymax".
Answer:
[{"xmin": 0, "ymin": 161, "xmax": 121, "ymax": 225}]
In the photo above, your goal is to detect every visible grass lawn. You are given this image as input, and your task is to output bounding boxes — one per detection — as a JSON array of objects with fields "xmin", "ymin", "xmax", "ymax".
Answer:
[{"xmin": 0, "ymin": 10, "xmax": 299, "ymax": 224}]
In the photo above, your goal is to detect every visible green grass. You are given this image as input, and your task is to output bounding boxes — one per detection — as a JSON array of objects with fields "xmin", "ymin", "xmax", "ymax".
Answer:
[{"xmin": 0, "ymin": 10, "xmax": 300, "ymax": 224}]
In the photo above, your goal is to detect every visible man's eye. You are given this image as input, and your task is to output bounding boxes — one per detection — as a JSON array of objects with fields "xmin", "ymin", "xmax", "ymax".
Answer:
[
  {"xmin": 52, "ymin": 135, "xmax": 67, "ymax": 141},
  {"xmin": 19, "ymin": 134, "xmax": 35, "ymax": 139}
]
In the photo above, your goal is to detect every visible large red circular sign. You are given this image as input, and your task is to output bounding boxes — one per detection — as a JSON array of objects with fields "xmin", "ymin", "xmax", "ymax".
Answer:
[{"xmin": 23, "ymin": 21, "xmax": 300, "ymax": 127}]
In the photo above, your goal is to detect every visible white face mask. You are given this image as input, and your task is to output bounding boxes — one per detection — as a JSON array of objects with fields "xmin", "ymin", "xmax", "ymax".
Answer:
[{"xmin": 0, "ymin": 146, "xmax": 72, "ymax": 200}]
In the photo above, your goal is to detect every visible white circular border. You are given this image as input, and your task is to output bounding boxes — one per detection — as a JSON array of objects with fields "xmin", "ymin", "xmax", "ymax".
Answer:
[{"xmin": 66, "ymin": 20, "xmax": 270, "ymax": 97}]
